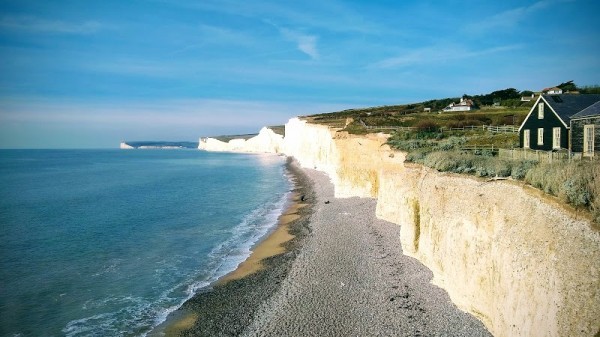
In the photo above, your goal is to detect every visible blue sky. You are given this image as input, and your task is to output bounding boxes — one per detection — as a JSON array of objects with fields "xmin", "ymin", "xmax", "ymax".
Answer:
[{"xmin": 0, "ymin": 0, "xmax": 598, "ymax": 148}]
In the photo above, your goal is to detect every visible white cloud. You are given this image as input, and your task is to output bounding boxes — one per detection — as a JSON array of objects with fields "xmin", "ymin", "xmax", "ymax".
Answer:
[
  {"xmin": 0, "ymin": 15, "xmax": 106, "ymax": 34},
  {"xmin": 371, "ymin": 44, "xmax": 522, "ymax": 69},
  {"xmin": 279, "ymin": 28, "xmax": 320, "ymax": 60},
  {"xmin": 464, "ymin": 0, "xmax": 575, "ymax": 33}
]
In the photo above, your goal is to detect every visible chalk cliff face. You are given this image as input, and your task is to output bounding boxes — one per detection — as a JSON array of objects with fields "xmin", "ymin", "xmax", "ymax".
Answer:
[
  {"xmin": 120, "ymin": 142, "xmax": 135, "ymax": 149},
  {"xmin": 281, "ymin": 119, "xmax": 600, "ymax": 337},
  {"xmin": 198, "ymin": 127, "xmax": 284, "ymax": 153},
  {"xmin": 198, "ymin": 118, "xmax": 599, "ymax": 336}
]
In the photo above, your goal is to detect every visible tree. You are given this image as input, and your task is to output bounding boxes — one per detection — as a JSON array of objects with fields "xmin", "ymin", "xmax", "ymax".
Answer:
[
  {"xmin": 557, "ymin": 80, "xmax": 577, "ymax": 92},
  {"xmin": 520, "ymin": 90, "xmax": 534, "ymax": 96}
]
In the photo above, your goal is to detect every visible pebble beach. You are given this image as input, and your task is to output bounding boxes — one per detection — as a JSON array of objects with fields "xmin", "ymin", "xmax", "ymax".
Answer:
[{"xmin": 168, "ymin": 160, "xmax": 491, "ymax": 336}]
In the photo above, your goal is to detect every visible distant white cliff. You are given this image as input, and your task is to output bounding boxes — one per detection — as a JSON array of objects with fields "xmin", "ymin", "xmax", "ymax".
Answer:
[
  {"xmin": 120, "ymin": 142, "xmax": 135, "ymax": 149},
  {"xmin": 198, "ymin": 127, "xmax": 284, "ymax": 154}
]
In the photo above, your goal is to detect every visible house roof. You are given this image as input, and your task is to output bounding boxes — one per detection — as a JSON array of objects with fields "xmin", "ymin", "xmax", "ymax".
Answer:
[
  {"xmin": 543, "ymin": 87, "xmax": 562, "ymax": 92},
  {"xmin": 571, "ymin": 101, "xmax": 600, "ymax": 119},
  {"xmin": 543, "ymin": 94, "xmax": 600, "ymax": 124}
]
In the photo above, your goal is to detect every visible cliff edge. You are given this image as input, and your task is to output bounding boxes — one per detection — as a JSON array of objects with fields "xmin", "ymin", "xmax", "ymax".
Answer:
[
  {"xmin": 281, "ymin": 118, "xmax": 599, "ymax": 337},
  {"xmin": 199, "ymin": 118, "xmax": 600, "ymax": 336}
]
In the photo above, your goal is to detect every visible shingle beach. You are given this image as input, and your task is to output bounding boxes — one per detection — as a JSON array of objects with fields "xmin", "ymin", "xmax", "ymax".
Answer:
[{"xmin": 169, "ymin": 160, "xmax": 491, "ymax": 336}]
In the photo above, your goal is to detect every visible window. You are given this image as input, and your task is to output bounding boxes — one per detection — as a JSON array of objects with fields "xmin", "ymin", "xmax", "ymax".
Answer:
[
  {"xmin": 538, "ymin": 128, "xmax": 544, "ymax": 145},
  {"xmin": 538, "ymin": 103, "xmax": 544, "ymax": 119},
  {"xmin": 584, "ymin": 125, "xmax": 595, "ymax": 156},
  {"xmin": 524, "ymin": 129, "xmax": 530, "ymax": 149},
  {"xmin": 552, "ymin": 127, "xmax": 561, "ymax": 149}
]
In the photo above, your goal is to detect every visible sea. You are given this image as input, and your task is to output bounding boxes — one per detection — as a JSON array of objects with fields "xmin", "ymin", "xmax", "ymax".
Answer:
[{"xmin": 0, "ymin": 149, "xmax": 292, "ymax": 337}]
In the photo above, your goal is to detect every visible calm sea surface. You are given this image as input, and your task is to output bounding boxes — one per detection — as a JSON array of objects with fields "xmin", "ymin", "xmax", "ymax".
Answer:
[{"xmin": 0, "ymin": 149, "xmax": 291, "ymax": 337}]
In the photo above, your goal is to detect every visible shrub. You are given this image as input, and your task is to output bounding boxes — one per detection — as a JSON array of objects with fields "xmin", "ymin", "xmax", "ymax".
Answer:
[
  {"xmin": 405, "ymin": 149, "xmax": 428, "ymax": 162},
  {"xmin": 416, "ymin": 120, "xmax": 438, "ymax": 132},
  {"xmin": 492, "ymin": 159, "xmax": 512, "ymax": 177},
  {"xmin": 588, "ymin": 163, "xmax": 600, "ymax": 224},
  {"xmin": 510, "ymin": 160, "xmax": 537, "ymax": 179},
  {"xmin": 435, "ymin": 136, "xmax": 467, "ymax": 151},
  {"xmin": 525, "ymin": 161, "xmax": 600, "ymax": 213}
]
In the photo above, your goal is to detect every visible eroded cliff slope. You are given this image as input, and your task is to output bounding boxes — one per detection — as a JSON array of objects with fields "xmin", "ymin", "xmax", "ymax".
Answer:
[
  {"xmin": 282, "ymin": 119, "xmax": 600, "ymax": 337},
  {"xmin": 198, "ymin": 118, "xmax": 599, "ymax": 336}
]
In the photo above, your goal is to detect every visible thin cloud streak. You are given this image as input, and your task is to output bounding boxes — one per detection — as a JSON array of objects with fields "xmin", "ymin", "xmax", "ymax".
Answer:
[
  {"xmin": 0, "ymin": 15, "xmax": 106, "ymax": 34},
  {"xmin": 161, "ymin": 0, "xmax": 383, "ymax": 35},
  {"xmin": 371, "ymin": 44, "xmax": 523, "ymax": 69},
  {"xmin": 464, "ymin": 0, "xmax": 575, "ymax": 33}
]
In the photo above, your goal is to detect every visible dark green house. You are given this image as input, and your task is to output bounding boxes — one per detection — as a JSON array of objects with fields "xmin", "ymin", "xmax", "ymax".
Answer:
[
  {"xmin": 518, "ymin": 94, "xmax": 600, "ymax": 151},
  {"xmin": 570, "ymin": 101, "xmax": 600, "ymax": 157}
]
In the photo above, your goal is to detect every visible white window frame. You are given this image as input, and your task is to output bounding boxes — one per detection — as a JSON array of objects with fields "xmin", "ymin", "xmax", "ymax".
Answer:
[
  {"xmin": 583, "ymin": 125, "xmax": 595, "ymax": 156},
  {"xmin": 538, "ymin": 128, "xmax": 544, "ymax": 145},
  {"xmin": 538, "ymin": 103, "xmax": 544, "ymax": 119},
  {"xmin": 552, "ymin": 127, "xmax": 561, "ymax": 149},
  {"xmin": 524, "ymin": 129, "xmax": 530, "ymax": 149}
]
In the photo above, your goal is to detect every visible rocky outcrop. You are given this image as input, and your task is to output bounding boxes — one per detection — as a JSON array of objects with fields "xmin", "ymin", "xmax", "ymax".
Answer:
[
  {"xmin": 281, "ymin": 119, "xmax": 600, "ymax": 337},
  {"xmin": 198, "ymin": 127, "xmax": 284, "ymax": 154}
]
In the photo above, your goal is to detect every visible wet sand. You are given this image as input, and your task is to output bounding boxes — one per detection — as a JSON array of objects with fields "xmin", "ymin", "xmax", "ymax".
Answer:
[{"xmin": 163, "ymin": 160, "xmax": 491, "ymax": 336}]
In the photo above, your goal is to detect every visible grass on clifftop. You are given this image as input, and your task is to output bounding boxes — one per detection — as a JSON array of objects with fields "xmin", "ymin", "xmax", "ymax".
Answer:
[
  {"xmin": 386, "ymin": 130, "xmax": 600, "ymax": 224},
  {"xmin": 306, "ymin": 105, "xmax": 530, "ymax": 134}
]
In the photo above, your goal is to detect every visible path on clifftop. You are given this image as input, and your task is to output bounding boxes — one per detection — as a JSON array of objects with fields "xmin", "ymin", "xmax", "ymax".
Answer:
[{"xmin": 242, "ymin": 169, "xmax": 491, "ymax": 337}]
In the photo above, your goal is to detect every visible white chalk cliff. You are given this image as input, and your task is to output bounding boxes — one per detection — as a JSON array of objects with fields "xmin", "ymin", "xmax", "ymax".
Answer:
[
  {"xmin": 120, "ymin": 142, "xmax": 135, "ymax": 149},
  {"xmin": 200, "ymin": 117, "xmax": 600, "ymax": 337},
  {"xmin": 198, "ymin": 127, "xmax": 284, "ymax": 154}
]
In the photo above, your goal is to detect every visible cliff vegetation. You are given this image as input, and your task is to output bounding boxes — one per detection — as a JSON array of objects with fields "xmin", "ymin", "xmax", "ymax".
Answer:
[{"xmin": 386, "ymin": 130, "xmax": 600, "ymax": 225}]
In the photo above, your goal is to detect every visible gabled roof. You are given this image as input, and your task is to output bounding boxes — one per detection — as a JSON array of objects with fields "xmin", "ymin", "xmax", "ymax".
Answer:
[
  {"xmin": 518, "ymin": 94, "xmax": 600, "ymax": 132},
  {"xmin": 543, "ymin": 94, "xmax": 600, "ymax": 125},
  {"xmin": 571, "ymin": 101, "xmax": 600, "ymax": 119}
]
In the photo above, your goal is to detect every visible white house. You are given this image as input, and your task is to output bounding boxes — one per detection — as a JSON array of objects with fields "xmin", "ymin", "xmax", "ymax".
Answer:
[
  {"xmin": 521, "ymin": 93, "xmax": 536, "ymax": 102},
  {"xmin": 543, "ymin": 87, "xmax": 563, "ymax": 95},
  {"xmin": 442, "ymin": 97, "xmax": 475, "ymax": 112}
]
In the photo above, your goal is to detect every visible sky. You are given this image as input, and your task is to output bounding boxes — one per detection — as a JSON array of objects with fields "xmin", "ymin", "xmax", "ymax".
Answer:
[{"xmin": 0, "ymin": 0, "xmax": 598, "ymax": 148}]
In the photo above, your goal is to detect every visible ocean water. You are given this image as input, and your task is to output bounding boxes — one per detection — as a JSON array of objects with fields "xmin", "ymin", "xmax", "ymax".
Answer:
[{"xmin": 0, "ymin": 149, "xmax": 291, "ymax": 337}]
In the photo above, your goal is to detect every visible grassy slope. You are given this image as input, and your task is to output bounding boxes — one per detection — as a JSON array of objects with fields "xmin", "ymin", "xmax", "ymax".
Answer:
[{"xmin": 303, "ymin": 100, "xmax": 598, "ymax": 224}]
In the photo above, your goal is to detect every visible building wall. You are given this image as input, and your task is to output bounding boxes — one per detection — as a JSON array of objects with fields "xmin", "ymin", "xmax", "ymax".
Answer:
[
  {"xmin": 519, "ymin": 101, "xmax": 568, "ymax": 151},
  {"xmin": 571, "ymin": 116, "xmax": 600, "ymax": 154}
]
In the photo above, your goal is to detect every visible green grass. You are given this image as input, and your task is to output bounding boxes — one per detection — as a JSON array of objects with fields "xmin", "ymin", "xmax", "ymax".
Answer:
[{"xmin": 306, "ymin": 103, "xmax": 530, "ymax": 134}]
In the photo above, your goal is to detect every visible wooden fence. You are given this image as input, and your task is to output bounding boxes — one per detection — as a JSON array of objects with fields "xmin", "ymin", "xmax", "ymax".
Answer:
[
  {"xmin": 483, "ymin": 125, "xmax": 519, "ymax": 133},
  {"xmin": 362, "ymin": 123, "xmax": 518, "ymax": 134},
  {"xmin": 460, "ymin": 145, "xmax": 499, "ymax": 155},
  {"xmin": 498, "ymin": 148, "xmax": 581, "ymax": 163}
]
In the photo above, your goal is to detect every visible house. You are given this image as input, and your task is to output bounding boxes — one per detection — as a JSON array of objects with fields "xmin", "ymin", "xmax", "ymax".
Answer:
[
  {"xmin": 570, "ymin": 101, "xmax": 600, "ymax": 157},
  {"xmin": 518, "ymin": 94, "xmax": 600, "ymax": 151},
  {"xmin": 543, "ymin": 87, "xmax": 563, "ymax": 95},
  {"xmin": 521, "ymin": 93, "xmax": 536, "ymax": 102},
  {"xmin": 442, "ymin": 97, "xmax": 476, "ymax": 112}
]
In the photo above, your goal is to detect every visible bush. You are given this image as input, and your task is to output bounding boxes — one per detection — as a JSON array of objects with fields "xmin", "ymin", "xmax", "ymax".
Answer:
[
  {"xmin": 510, "ymin": 160, "xmax": 537, "ymax": 179},
  {"xmin": 416, "ymin": 120, "xmax": 438, "ymax": 132},
  {"xmin": 525, "ymin": 161, "xmax": 600, "ymax": 212},
  {"xmin": 434, "ymin": 136, "xmax": 467, "ymax": 151},
  {"xmin": 405, "ymin": 149, "xmax": 428, "ymax": 162}
]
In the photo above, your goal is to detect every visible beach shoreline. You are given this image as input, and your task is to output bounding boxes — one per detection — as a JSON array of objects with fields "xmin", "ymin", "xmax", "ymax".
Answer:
[
  {"xmin": 155, "ymin": 157, "xmax": 491, "ymax": 336},
  {"xmin": 152, "ymin": 158, "xmax": 315, "ymax": 336}
]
